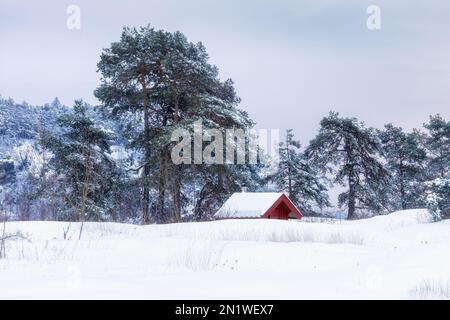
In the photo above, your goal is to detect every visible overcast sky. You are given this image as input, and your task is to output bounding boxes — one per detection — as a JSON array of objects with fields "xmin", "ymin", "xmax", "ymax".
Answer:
[{"xmin": 1, "ymin": 0, "xmax": 449, "ymax": 143}]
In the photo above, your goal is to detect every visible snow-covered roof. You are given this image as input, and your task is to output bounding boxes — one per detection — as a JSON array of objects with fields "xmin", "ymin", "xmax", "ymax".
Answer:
[{"xmin": 215, "ymin": 192, "xmax": 285, "ymax": 218}]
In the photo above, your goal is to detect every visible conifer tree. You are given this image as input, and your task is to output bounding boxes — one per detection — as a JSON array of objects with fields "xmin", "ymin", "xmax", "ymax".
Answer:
[
  {"xmin": 306, "ymin": 112, "xmax": 389, "ymax": 219},
  {"xmin": 423, "ymin": 114, "xmax": 450, "ymax": 179},
  {"xmin": 43, "ymin": 100, "xmax": 114, "ymax": 224},
  {"xmin": 95, "ymin": 26, "xmax": 166, "ymax": 223},
  {"xmin": 269, "ymin": 129, "xmax": 329, "ymax": 214},
  {"xmin": 378, "ymin": 124, "xmax": 427, "ymax": 210},
  {"xmin": 96, "ymin": 25, "xmax": 258, "ymax": 222},
  {"xmin": 421, "ymin": 114, "xmax": 450, "ymax": 220}
]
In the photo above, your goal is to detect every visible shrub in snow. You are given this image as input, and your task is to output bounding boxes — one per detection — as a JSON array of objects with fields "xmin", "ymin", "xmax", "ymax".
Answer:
[
  {"xmin": 0, "ymin": 221, "xmax": 30, "ymax": 259},
  {"xmin": 425, "ymin": 177, "xmax": 450, "ymax": 221},
  {"xmin": 410, "ymin": 279, "xmax": 450, "ymax": 299}
]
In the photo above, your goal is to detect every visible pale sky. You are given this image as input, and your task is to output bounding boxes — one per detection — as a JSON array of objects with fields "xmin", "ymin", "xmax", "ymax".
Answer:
[{"xmin": 1, "ymin": 0, "xmax": 449, "ymax": 143}]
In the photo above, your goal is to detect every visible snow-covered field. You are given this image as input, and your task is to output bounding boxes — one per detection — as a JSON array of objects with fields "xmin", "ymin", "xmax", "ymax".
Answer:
[{"xmin": 1, "ymin": 209, "xmax": 450, "ymax": 299}]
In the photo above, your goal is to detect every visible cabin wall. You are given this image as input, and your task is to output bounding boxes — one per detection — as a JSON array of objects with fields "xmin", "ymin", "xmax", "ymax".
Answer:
[
  {"xmin": 264, "ymin": 196, "xmax": 302, "ymax": 220},
  {"xmin": 266, "ymin": 203, "xmax": 291, "ymax": 220}
]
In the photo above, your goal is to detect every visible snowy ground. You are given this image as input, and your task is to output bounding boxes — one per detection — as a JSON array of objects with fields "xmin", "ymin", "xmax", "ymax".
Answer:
[{"xmin": 1, "ymin": 209, "xmax": 450, "ymax": 299}]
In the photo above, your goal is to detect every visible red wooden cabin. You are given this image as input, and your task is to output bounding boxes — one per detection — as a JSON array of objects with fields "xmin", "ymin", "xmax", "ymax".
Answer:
[{"xmin": 215, "ymin": 192, "xmax": 302, "ymax": 220}]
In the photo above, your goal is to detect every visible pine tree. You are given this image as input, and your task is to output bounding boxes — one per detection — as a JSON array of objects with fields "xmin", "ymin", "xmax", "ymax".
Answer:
[
  {"xmin": 425, "ymin": 177, "xmax": 450, "ymax": 221},
  {"xmin": 43, "ymin": 100, "xmax": 115, "ymax": 224},
  {"xmin": 268, "ymin": 129, "xmax": 329, "ymax": 214},
  {"xmin": 95, "ymin": 26, "xmax": 166, "ymax": 224},
  {"xmin": 96, "ymin": 25, "xmax": 258, "ymax": 223},
  {"xmin": 306, "ymin": 112, "xmax": 389, "ymax": 219},
  {"xmin": 423, "ymin": 114, "xmax": 450, "ymax": 179},
  {"xmin": 421, "ymin": 114, "xmax": 450, "ymax": 220},
  {"xmin": 378, "ymin": 124, "xmax": 427, "ymax": 210}
]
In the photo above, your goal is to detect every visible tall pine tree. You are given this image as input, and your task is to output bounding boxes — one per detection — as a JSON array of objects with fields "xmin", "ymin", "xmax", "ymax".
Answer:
[
  {"xmin": 96, "ymin": 25, "xmax": 258, "ymax": 223},
  {"xmin": 423, "ymin": 114, "xmax": 450, "ymax": 179},
  {"xmin": 95, "ymin": 26, "xmax": 167, "ymax": 223},
  {"xmin": 306, "ymin": 112, "xmax": 389, "ymax": 219},
  {"xmin": 422, "ymin": 114, "xmax": 450, "ymax": 220},
  {"xmin": 378, "ymin": 124, "xmax": 427, "ymax": 210}
]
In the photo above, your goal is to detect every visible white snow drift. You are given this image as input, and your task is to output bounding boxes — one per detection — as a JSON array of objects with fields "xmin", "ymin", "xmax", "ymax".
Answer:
[{"xmin": 1, "ymin": 209, "xmax": 450, "ymax": 299}]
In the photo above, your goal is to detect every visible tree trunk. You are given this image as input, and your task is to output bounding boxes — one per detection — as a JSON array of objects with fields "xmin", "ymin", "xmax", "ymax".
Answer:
[
  {"xmin": 347, "ymin": 182, "xmax": 356, "ymax": 220},
  {"xmin": 172, "ymin": 173, "xmax": 182, "ymax": 222},
  {"xmin": 345, "ymin": 140, "xmax": 357, "ymax": 220},
  {"xmin": 142, "ymin": 164, "xmax": 150, "ymax": 224},
  {"xmin": 171, "ymin": 96, "xmax": 182, "ymax": 222},
  {"xmin": 79, "ymin": 148, "xmax": 91, "ymax": 240},
  {"xmin": 141, "ymin": 80, "xmax": 150, "ymax": 224},
  {"xmin": 399, "ymin": 160, "xmax": 406, "ymax": 210},
  {"xmin": 194, "ymin": 183, "xmax": 207, "ymax": 221},
  {"xmin": 156, "ymin": 153, "xmax": 167, "ymax": 223},
  {"xmin": 347, "ymin": 167, "xmax": 356, "ymax": 218},
  {"xmin": 347, "ymin": 160, "xmax": 357, "ymax": 220}
]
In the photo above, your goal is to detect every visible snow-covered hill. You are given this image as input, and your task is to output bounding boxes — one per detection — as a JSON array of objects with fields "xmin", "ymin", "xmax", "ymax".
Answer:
[{"xmin": 1, "ymin": 209, "xmax": 449, "ymax": 299}]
